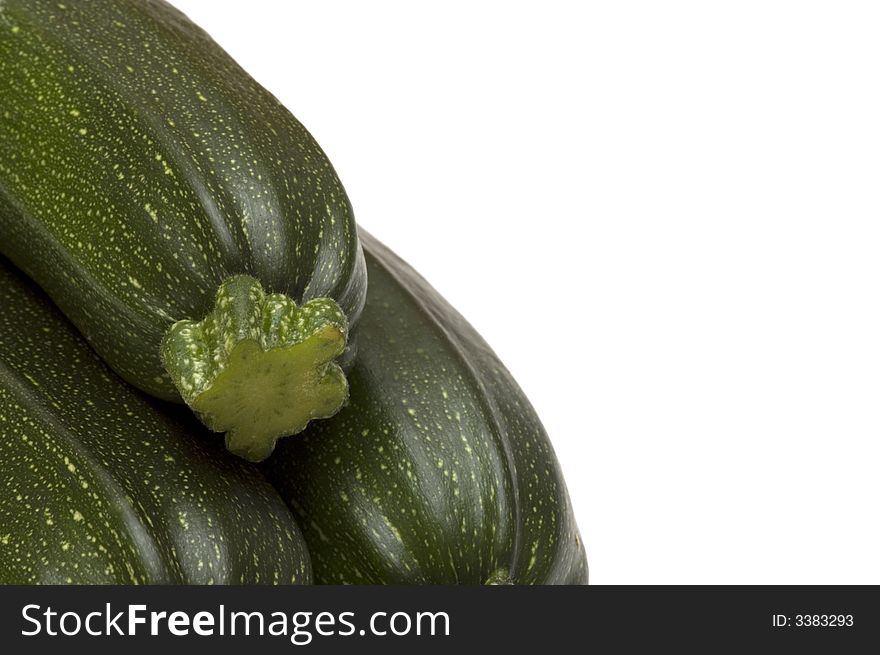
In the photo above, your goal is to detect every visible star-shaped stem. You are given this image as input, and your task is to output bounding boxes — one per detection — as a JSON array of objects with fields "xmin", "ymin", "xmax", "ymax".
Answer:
[{"xmin": 161, "ymin": 275, "xmax": 348, "ymax": 461}]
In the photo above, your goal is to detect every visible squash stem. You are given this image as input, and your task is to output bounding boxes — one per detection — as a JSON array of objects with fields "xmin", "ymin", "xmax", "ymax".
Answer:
[
  {"xmin": 485, "ymin": 569, "xmax": 514, "ymax": 585},
  {"xmin": 161, "ymin": 275, "xmax": 349, "ymax": 462}
]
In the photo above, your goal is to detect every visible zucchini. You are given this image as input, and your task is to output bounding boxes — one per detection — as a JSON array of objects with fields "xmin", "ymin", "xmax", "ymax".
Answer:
[
  {"xmin": 0, "ymin": 0, "xmax": 366, "ymax": 460},
  {"xmin": 0, "ymin": 255, "xmax": 312, "ymax": 584},
  {"xmin": 265, "ymin": 233, "xmax": 587, "ymax": 584}
]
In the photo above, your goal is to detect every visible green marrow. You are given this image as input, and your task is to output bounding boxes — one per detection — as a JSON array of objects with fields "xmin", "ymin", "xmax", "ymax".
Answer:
[
  {"xmin": 0, "ymin": 0, "xmax": 365, "ymax": 460},
  {"xmin": 265, "ymin": 233, "xmax": 588, "ymax": 584},
  {"xmin": 0, "ymin": 256, "xmax": 312, "ymax": 584}
]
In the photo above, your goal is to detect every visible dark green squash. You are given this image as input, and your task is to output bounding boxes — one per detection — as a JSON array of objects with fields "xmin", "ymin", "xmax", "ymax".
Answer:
[
  {"xmin": 265, "ymin": 233, "xmax": 587, "ymax": 584},
  {"xmin": 0, "ymin": 256, "xmax": 311, "ymax": 584},
  {"xmin": 0, "ymin": 0, "xmax": 365, "ymax": 460}
]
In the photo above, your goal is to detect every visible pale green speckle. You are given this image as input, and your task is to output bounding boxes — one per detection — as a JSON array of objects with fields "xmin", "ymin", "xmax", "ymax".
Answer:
[
  {"xmin": 0, "ymin": 255, "xmax": 312, "ymax": 584},
  {"xmin": 0, "ymin": 0, "xmax": 365, "ymax": 419},
  {"xmin": 264, "ymin": 236, "xmax": 587, "ymax": 585}
]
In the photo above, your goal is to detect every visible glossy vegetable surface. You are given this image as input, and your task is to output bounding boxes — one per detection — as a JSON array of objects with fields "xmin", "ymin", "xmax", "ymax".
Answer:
[
  {"xmin": 0, "ymin": 0, "xmax": 365, "ymax": 458},
  {"xmin": 266, "ymin": 233, "xmax": 588, "ymax": 584},
  {"xmin": 0, "ymin": 256, "xmax": 312, "ymax": 584}
]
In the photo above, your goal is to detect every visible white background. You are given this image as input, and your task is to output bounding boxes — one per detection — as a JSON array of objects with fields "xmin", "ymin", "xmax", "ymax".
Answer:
[{"xmin": 173, "ymin": 0, "xmax": 880, "ymax": 584}]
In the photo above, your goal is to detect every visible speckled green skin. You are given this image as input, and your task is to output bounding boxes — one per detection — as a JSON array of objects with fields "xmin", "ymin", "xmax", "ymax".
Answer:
[
  {"xmin": 162, "ymin": 275, "xmax": 349, "ymax": 462},
  {"xmin": 0, "ymin": 0, "xmax": 366, "ymax": 403},
  {"xmin": 0, "ymin": 257, "xmax": 312, "ymax": 584},
  {"xmin": 265, "ymin": 233, "xmax": 588, "ymax": 584}
]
